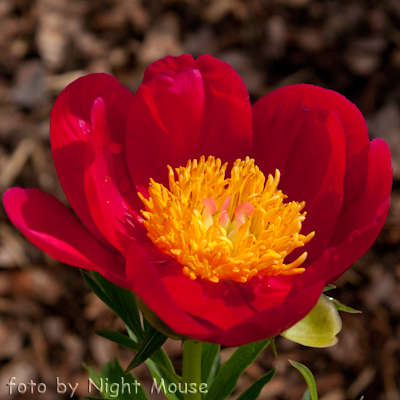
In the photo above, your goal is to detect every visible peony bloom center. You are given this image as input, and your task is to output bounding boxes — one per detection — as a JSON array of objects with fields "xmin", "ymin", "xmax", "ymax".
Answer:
[{"xmin": 139, "ymin": 156, "xmax": 314, "ymax": 283}]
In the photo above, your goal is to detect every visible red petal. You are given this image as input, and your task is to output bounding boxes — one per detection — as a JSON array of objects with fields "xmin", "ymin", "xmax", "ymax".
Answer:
[
  {"xmin": 202, "ymin": 184, "xmax": 388, "ymax": 346},
  {"xmin": 50, "ymin": 73, "xmax": 140, "ymax": 247},
  {"xmin": 126, "ymin": 241, "xmax": 326, "ymax": 345},
  {"xmin": 160, "ymin": 271, "xmax": 258, "ymax": 331},
  {"xmin": 126, "ymin": 67, "xmax": 205, "ymax": 188},
  {"xmin": 142, "ymin": 54, "xmax": 196, "ymax": 84},
  {"xmin": 299, "ymin": 86, "xmax": 371, "ymax": 216},
  {"xmin": 252, "ymin": 84, "xmax": 371, "ymax": 253},
  {"xmin": 288, "ymin": 109, "xmax": 347, "ymax": 260},
  {"xmin": 131, "ymin": 249, "xmax": 309, "ymax": 333},
  {"xmin": 329, "ymin": 139, "xmax": 392, "ymax": 248},
  {"xmin": 3, "ymin": 188, "xmax": 128, "ymax": 288},
  {"xmin": 194, "ymin": 55, "xmax": 252, "ymax": 165},
  {"xmin": 159, "ymin": 267, "xmax": 322, "ymax": 335},
  {"xmin": 84, "ymin": 97, "xmax": 148, "ymax": 255},
  {"xmin": 126, "ymin": 54, "xmax": 252, "ymax": 189},
  {"xmin": 297, "ymin": 197, "xmax": 390, "ymax": 288},
  {"xmin": 126, "ymin": 243, "xmax": 219, "ymax": 339},
  {"xmin": 252, "ymin": 86, "xmax": 348, "ymax": 259},
  {"xmin": 210, "ymin": 279, "xmax": 326, "ymax": 346}
]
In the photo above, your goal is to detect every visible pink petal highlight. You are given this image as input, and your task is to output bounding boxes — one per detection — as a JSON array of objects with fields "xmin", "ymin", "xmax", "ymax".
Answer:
[
  {"xmin": 220, "ymin": 195, "xmax": 232, "ymax": 212},
  {"xmin": 202, "ymin": 197, "xmax": 217, "ymax": 216},
  {"xmin": 219, "ymin": 210, "xmax": 229, "ymax": 227},
  {"xmin": 235, "ymin": 202, "xmax": 255, "ymax": 227}
]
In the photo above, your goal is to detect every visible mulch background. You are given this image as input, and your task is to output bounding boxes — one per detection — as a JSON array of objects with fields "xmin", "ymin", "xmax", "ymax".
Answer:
[{"xmin": 0, "ymin": 0, "xmax": 399, "ymax": 399}]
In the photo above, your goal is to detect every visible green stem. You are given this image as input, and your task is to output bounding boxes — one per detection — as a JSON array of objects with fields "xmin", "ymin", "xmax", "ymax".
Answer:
[{"xmin": 182, "ymin": 340, "xmax": 203, "ymax": 400}]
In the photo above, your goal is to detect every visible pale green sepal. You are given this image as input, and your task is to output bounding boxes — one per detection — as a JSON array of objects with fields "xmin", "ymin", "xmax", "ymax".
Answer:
[{"xmin": 281, "ymin": 294, "xmax": 342, "ymax": 348}]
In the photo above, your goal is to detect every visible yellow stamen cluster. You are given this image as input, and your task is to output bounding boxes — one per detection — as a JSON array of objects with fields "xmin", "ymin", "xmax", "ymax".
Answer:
[{"xmin": 138, "ymin": 156, "xmax": 314, "ymax": 283}]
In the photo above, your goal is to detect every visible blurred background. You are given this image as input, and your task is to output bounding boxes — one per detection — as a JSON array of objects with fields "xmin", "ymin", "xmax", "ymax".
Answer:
[{"xmin": 0, "ymin": 0, "xmax": 399, "ymax": 399}]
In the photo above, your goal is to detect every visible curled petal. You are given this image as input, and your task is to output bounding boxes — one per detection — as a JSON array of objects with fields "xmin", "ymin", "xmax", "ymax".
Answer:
[
  {"xmin": 51, "ymin": 73, "xmax": 140, "ymax": 247},
  {"xmin": 3, "ymin": 188, "xmax": 128, "ymax": 288},
  {"xmin": 84, "ymin": 97, "xmax": 147, "ymax": 255}
]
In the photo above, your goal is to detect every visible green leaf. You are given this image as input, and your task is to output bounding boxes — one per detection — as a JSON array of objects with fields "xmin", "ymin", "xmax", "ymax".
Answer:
[
  {"xmin": 236, "ymin": 368, "xmax": 276, "ymax": 400},
  {"xmin": 125, "ymin": 326, "xmax": 168, "ymax": 372},
  {"xmin": 142, "ymin": 354, "xmax": 183, "ymax": 400},
  {"xmin": 201, "ymin": 342, "xmax": 221, "ymax": 387},
  {"xmin": 204, "ymin": 339, "xmax": 270, "ymax": 400},
  {"xmin": 97, "ymin": 328, "xmax": 180, "ymax": 389},
  {"xmin": 144, "ymin": 361, "xmax": 183, "ymax": 400},
  {"xmin": 82, "ymin": 272, "xmax": 180, "ymax": 398},
  {"xmin": 301, "ymin": 389, "xmax": 312, "ymax": 400},
  {"xmin": 92, "ymin": 272, "xmax": 144, "ymax": 340},
  {"xmin": 85, "ymin": 359, "xmax": 149, "ymax": 400},
  {"xmin": 142, "ymin": 313, "xmax": 150, "ymax": 332},
  {"xmin": 96, "ymin": 331, "xmax": 139, "ymax": 352},
  {"xmin": 123, "ymin": 334, "xmax": 182, "ymax": 400},
  {"xmin": 281, "ymin": 294, "xmax": 342, "ymax": 348},
  {"xmin": 126, "ymin": 327, "xmax": 168, "ymax": 370},
  {"xmin": 81, "ymin": 271, "xmax": 143, "ymax": 342},
  {"xmin": 289, "ymin": 360, "xmax": 318, "ymax": 400},
  {"xmin": 328, "ymin": 297, "xmax": 362, "ymax": 313},
  {"xmin": 208, "ymin": 353, "xmax": 221, "ymax": 388},
  {"xmin": 81, "ymin": 272, "xmax": 117, "ymax": 312},
  {"xmin": 322, "ymin": 284, "xmax": 336, "ymax": 292}
]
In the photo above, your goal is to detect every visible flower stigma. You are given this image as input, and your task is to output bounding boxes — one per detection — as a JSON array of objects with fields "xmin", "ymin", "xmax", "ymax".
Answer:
[{"xmin": 138, "ymin": 156, "xmax": 314, "ymax": 283}]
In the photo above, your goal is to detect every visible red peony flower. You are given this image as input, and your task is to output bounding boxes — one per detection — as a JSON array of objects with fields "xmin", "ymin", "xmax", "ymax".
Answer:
[{"xmin": 3, "ymin": 54, "xmax": 392, "ymax": 346}]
